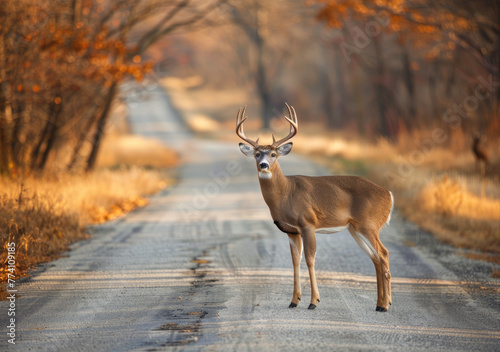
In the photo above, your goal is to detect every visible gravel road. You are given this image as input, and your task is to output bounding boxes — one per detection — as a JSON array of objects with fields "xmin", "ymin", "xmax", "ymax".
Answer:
[{"xmin": 2, "ymin": 84, "xmax": 499, "ymax": 352}]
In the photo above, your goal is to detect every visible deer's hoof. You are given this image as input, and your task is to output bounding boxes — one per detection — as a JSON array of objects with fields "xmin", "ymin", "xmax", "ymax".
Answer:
[
  {"xmin": 376, "ymin": 306, "xmax": 388, "ymax": 312},
  {"xmin": 289, "ymin": 302, "xmax": 298, "ymax": 308},
  {"xmin": 308, "ymin": 304, "xmax": 316, "ymax": 310}
]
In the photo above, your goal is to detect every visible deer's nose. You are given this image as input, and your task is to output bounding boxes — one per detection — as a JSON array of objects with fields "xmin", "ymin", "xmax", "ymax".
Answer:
[{"xmin": 259, "ymin": 162, "xmax": 269, "ymax": 169}]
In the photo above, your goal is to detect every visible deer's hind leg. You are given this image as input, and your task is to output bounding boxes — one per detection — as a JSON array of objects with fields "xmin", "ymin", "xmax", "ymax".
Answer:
[
  {"xmin": 348, "ymin": 224, "xmax": 391, "ymax": 311},
  {"xmin": 301, "ymin": 227, "xmax": 320, "ymax": 309},
  {"xmin": 288, "ymin": 234, "xmax": 302, "ymax": 308}
]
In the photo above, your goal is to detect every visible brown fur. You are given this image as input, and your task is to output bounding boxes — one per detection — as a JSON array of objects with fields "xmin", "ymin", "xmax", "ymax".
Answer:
[
  {"xmin": 254, "ymin": 151, "xmax": 393, "ymax": 310},
  {"xmin": 260, "ymin": 164, "xmax": 392, "ymax": 230}
]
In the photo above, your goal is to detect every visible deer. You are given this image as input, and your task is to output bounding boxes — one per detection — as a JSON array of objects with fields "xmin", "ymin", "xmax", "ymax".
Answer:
[
  {"xmin": 236, "ymin": 104, "xmax": 394, "ymax": 312},
  {"xmin": 472, "ymin": 134, "xmax": 489, "ymax": 176}
]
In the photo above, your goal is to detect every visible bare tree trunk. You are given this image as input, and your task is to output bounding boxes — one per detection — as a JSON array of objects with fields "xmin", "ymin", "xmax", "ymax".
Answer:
[
  {"xmin": 31, "ymin": 104, "xmax": 55, "ymax": 170},
  {"xmin": 255, "ymin": 4, "xmax": 271, "ymax": 129},
  {"xmin": 333, "ymin": 48, "xmax": 346, "ymax": 128},
  {"xmin": 317, "ymin": 40, "xmax": 337, "ymax": 129},
  {"xmin": 72, "ymin": 0, "xmax": 82, "ymax": 26},
  {"xmin": 37, "ymin": 102, "xmax": 61, "ymax": 171},
  {"xmin": 0, "ymin": 31, "xmax": 11, "ymax": 175},
  {"xmin": 17, "ymin": 102, "xmax": 31, "ymax": 175},
  {"xmin": 0, "ymin": 114, "xmax": 8, "ymax": 175},
  {"xmin": 495, "ymin": 32, "xmax": 500, "ymax": 134},
  {"xmin": 373, "ymin": 38, "xmax": 390, "ymax": 137},
  {"xmin": 85, "ymin": 82, "xmax": 117, "ymax": 172},
  {"xmin": 256, "ymin": 39, "xmax": 272, "ymax": 129},
  {"xmin": 402, "ymin": 44, "xmax": 416, "ymax": 125},
  {"xmin": 320, "ymin": 64, "xmax": 336, "ymax": 128},
  {"xmin": 67, "ymin": 105, "xmax": 100, "ymax": 171},
  {"xmin": 445, "ymin": 53, "xmax": 458, "ymax": 100},
  {"xmin": 10, "ymin": 99, "xmax": 23, "ymax": 168},
  {"xmin": 229, "ymin": 1, "xmax": 274, "ymax": 129},
  {"xmin": 428, "ymin": 61, "xmax": 441, "ymax": 123},
  {"xmin": 30, "ymin": 127, "xmax": 48, "ymax": 170}
]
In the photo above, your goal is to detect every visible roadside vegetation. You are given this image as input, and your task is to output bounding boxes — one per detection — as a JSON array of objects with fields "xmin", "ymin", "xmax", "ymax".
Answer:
[
  {"xmin": 0, "ymin": 108, "xmax": 179, "ymax": 299},
  {"xmin": 0, "ymin": 0, "xmax": 217, "ymax": 298}
]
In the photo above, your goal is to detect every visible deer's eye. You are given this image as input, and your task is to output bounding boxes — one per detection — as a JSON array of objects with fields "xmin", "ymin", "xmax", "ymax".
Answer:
[
  {"xmin": 271, "ymin": 153, "xmax": 276, "ymax": 157},
  {"xmin": 255, "ymin": 152, "xmax": 261, "ymax": 157}
]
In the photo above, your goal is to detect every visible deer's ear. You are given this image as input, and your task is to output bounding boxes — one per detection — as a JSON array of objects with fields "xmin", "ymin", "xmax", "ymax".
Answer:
[
  {"xmin": 277, "ymin": 142, "xmax": 293, "ymax": 156},
  {"xmin": 239, "ymin": 143, "xmax": 255, "ymax": 157}
]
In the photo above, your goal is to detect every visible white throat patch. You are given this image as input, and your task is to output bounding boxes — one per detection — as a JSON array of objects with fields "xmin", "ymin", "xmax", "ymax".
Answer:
[{"xmin": 259, "ymin": 171, "xmax": 272, "ymax": 179}]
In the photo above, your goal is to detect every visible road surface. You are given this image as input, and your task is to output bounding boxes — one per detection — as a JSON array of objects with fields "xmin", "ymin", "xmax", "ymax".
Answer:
[{"xmin": 2, "ymin": 84, "xmax": 500, "ymax": 351}]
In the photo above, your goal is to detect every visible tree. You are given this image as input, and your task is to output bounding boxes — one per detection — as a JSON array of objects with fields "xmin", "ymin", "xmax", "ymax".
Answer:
[
  {"xmin": 226, "ymin": 0, "xmax": 310, "ymax": 129},
  {"xmin": 315, "ymin": 0, "xmax": 500, "ymax": 137},
  {"xmin": 0, "ymin": 0, "xmax": 225, "ymax": 176}
]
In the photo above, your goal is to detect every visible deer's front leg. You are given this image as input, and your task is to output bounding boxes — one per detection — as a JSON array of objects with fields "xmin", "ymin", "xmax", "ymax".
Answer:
[
  {"xmin": 288, "ymin": 234, "xmax": 302, "ymax": 308},
  {"xmin": 301, "ymin": 227, "xmax": 319, "ymax": 309}
]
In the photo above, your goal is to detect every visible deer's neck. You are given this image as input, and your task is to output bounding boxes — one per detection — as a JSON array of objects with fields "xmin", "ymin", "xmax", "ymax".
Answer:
[{"xmin": 258, "ymin": 162, "xmax": 290, "ymax": 209}]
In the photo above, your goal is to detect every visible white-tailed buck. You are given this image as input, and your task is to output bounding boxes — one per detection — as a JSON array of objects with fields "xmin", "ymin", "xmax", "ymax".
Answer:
[{"xmin": 237, "ymin": 104, "xmax": 394, "ymax": 311}]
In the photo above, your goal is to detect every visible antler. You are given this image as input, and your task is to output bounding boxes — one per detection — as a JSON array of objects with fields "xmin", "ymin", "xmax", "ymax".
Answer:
[
  {"xmin": 272, "ymin": 103, "xmax": 298, "ymax": 148},
  {"xmin": 236, "ymin": 106, "xmax": 260, "ymax": 148}
]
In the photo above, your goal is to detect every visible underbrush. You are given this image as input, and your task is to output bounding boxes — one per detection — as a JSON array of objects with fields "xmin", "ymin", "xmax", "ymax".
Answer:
[
  {"xmin": 0, "ymin": 134, "xmax": 178, "ymax": 298},
  {"xmin": 394, "ymin": 174, "xmax": 500, "ymax": 263},
  {"xmin": 0, "ymin": 187, "xmax": 82, "ymax": 293}
]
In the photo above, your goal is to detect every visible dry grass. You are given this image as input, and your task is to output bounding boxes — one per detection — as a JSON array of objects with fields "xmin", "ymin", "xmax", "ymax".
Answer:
[
  {"xmin": 0, "ymin": 133, "xmax": 178, "ymax": 298},
  {"xmin": 97, "ymin": 134, "xmax": 179, "ymax": 168},
  {"xmin": 398, "ymin": 175, "xmax": 500, "ymax": 260},
  {"xmin": 0, "ymin": 185, "xmax": 83, "ymax": 295},
  {"xmin": 418, "ymin": 176, "xmax": 500, "ymax": 221}
]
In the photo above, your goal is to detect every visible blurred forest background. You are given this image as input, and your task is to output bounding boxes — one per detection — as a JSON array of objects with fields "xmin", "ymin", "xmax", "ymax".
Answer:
[
  {"xmin": 164, "ymin": 0, "xmax": 499, "ymax": 141},
  {"xmin": 1, "ymin": 0, "xmax": 499, "ymax": 175},
  {"xmin": 1, "ymin": 0, "xmax": 499, "ymax": 289},
  {"xmin": 1, "ymin": 0, "xmax": 500, "ymax": 175}
]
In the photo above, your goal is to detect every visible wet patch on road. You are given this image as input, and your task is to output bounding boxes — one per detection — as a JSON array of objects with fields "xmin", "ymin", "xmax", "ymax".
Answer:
[{"xmin": 146, "ymin": 251, "xmax": 226, "ymax": 350}]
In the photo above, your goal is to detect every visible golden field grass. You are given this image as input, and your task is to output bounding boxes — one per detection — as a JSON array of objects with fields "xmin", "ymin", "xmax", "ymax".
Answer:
[
  {"xmin": 97, "ymin": 134, "xmax": 178, "ymax": 169},
  {"xmin": 0, "ymin": 132, "xmax": 178, "ymax": 298},
  {"xmin": 167, "ymin": 81, "xmax": 500, "ymax": 266},
  {"xmin": 388, "ymin": 173, "xmax": 500, "ymax": 259}
]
